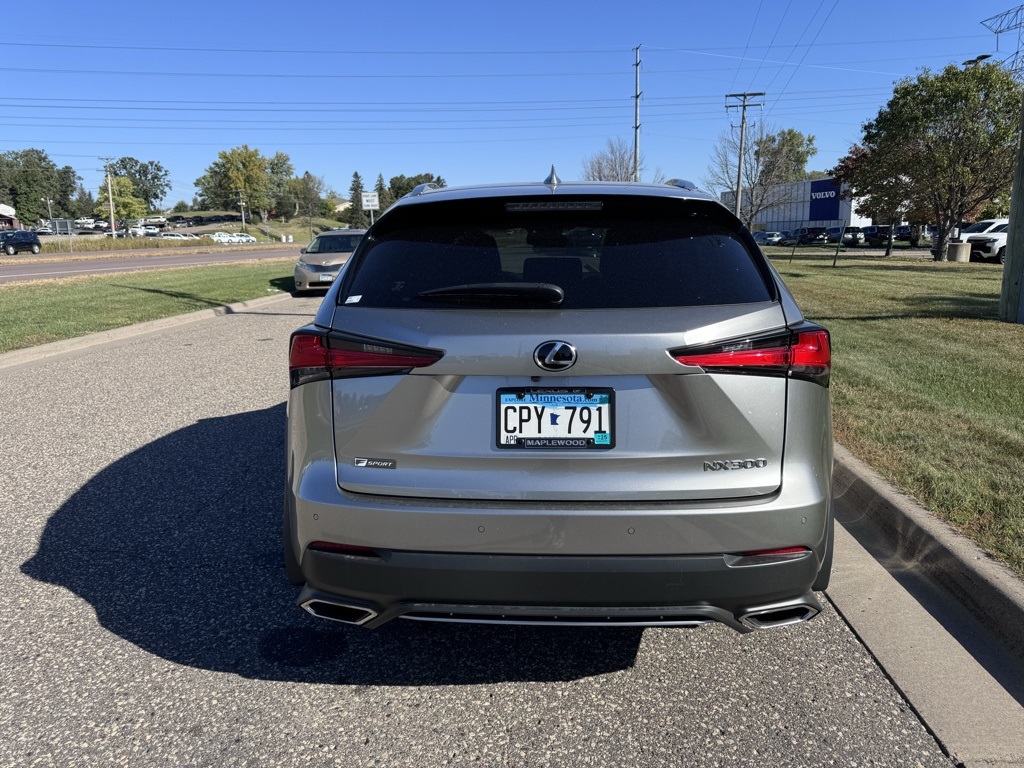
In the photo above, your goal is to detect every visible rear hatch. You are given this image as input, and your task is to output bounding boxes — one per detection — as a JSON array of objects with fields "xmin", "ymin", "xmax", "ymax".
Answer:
[{"xmin": 326, "ymin": 194, "xmax": 792, "ymax": 502}]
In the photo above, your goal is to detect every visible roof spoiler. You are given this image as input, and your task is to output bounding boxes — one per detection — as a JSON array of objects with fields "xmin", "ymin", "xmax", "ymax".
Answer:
[{"xmin": 406, "ymin": 183, "xmax": 442, "ymax": 197}]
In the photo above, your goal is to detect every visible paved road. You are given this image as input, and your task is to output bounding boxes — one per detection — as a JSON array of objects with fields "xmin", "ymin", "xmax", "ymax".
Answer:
[
  {"xmin": 0, "ymin": 248, "xmax": 297, "ymax": 284},
  {"xmin": 0, "ymin": 297, "xmax": 967, "ymax": 767}
]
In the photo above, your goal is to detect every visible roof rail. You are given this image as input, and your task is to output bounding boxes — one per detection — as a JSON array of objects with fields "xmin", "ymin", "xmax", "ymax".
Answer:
[
  {"xmin": 406, "ymin": 182, "xmax": 441, "ymax": 197},
  {"xmin": 666, "ymin": 179, "xmax": 699, "ymax": 191}
]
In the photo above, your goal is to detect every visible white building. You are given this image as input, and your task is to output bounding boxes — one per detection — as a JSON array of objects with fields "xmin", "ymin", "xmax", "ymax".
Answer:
[{"xmin": 721, "ymin": 177, "xmax": 870, "ymax": 232}]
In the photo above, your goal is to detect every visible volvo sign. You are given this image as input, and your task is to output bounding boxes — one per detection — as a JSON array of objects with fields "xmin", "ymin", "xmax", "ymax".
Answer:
[{"xmin": 809, "ymin": 179, "xmax": 841, "ymax": 220}]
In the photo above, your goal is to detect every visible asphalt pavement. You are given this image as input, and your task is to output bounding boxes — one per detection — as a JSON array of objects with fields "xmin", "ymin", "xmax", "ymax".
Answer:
[{"xmin": 0, "ymin": 295, "xmax": 1020, "ymax": 767}]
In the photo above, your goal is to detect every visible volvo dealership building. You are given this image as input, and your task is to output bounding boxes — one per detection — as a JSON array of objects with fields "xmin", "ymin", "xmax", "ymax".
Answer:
[{"xmin": 721, "ymin": 177, "xmax": 870, "ymax": 231}]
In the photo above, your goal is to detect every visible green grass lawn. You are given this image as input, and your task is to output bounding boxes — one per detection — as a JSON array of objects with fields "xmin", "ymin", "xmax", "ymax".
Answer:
[
  {"xmin": 0, "ymin": 260, "xmax": 296, "ymax": 353},
  {"xmin": 771, "ymin": 252, "xmax": 1024, "ymax": 574}
]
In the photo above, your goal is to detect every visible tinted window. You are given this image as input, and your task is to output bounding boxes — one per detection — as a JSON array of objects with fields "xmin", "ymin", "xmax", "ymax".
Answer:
[{"xmin": 343, "ymin": 198, "xmax": 773, "ymax": 310}]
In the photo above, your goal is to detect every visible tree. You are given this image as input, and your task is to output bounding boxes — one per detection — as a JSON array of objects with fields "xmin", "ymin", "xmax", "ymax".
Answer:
[
  {"xmin": 581, "ymin": 137, "xmax": 637, "ymax": 181},
  {"xmin": 702, "ymin": 122, "xmax": 819, "ymax": 229},
  {"xmin": 292, "ymin": 171, "xmax": 326, "ymax": 238},
  {"xmin": 374, "ymin": 173, "xmax": 395, "ymax": 213},
  {"xmin": 95, "ymin": 176, "xmax": 147, "ymax": 222},
  {"xmin": 71, "ymin": 184, "xmax": 96, "ymax": 219},
  {"xmin": 109, "ymin": 157, "xmax": 170, "ymax": 212},
  {"xmin": 0, "ymin": 149, "xmax": 81, "ymax": 223},
  {"xmin": 387, "ymin": 173, "xmax": 446, "ymax": 200},
  {"xmin": 172, "ymin": 200, "xmax": 190, "ymax": 213},
  {"xmin": 853, "ymin": 63, "xmax": 1021, "ymax": 261},
  {"xmin": 265, "ymin": 152, "xmax": 295, "ymax": 219},
  {"xmin": 831, "ymin": 144, "xmax": 912, "ymax": 256},
  {"xmin": 195, "ymin": 145, "xmax": 290, "ymax": 220},
  {"xmin": 347, "ymin": 172, "xmax": 369, "ymax": 229}
]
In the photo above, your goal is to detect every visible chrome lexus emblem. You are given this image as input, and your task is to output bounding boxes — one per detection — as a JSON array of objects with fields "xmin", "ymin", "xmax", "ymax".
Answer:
[{"xmin": 534, "ymin": 341, "xmax": 577, "ymax": 372}]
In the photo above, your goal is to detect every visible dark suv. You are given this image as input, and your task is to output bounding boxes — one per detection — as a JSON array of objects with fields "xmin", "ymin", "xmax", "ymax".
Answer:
[
  {"xmin": 1, "ymin": 230, "xmax": 42, "ymax": 255},
  {"xmin": 285, "ymin": 174, "xmax": 834, "ymax": 633}
]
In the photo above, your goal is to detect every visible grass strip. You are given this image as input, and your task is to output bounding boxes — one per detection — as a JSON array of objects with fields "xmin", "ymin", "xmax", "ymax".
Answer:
[
  {"xmin": 0, "ymin": 260, "xmax": 296, "ymax": 354},
  {"xmin": 772, "ymin": 252, "xmax": 1024, "ymax": 574}
]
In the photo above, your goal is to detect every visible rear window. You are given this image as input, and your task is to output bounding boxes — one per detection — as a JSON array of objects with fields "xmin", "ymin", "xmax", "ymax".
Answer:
[{"xmin": 341, "ymin": 197, "xmax": 773, "ymax": 310}]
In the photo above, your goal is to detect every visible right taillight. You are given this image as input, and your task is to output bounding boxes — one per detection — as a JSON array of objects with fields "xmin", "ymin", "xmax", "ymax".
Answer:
[
  {"xmin": 289, "ymin": 328, "xmax": 444, "ymax": 388},
  {"xmin": 670, "ymin": 326, "xmax": 830, "ymax": 386}
]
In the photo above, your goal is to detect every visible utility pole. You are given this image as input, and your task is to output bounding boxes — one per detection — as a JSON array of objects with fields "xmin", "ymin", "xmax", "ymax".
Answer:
[
  {"xmin": 100, "ymin": 157, "xmax": 116, "ymax": 237},
  {"xmin": 982, "ymin": 7, "xmax": 1024, "ymax": 321},
  {"xmin": 633, "ymin": 44, "xmax": 642, "ymax": 183},
  {"xmin": 236, "ymin": 190, "xmax": 247, "ymax": 232},
  {"xmin": 725, "ymin": 92, "xmax": 765, "ymax": 221},
  {"xmin": 41, "ymin": 196, "xmax": 58, "ymax": 253}
]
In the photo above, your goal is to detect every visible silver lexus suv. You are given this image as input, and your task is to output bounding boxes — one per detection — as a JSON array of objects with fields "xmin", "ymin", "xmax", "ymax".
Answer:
[{"xmin": 285, "ymin": 175, "xmax": 833, "ymax": 632}]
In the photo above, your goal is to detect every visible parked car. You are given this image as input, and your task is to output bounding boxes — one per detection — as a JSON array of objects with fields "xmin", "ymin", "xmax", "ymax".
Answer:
[
  {"xmin": 232, "ymin": 232, "xmax": 257, "ymax": 243},
  {"xmin": 963, "ymin": 222, "xmax": 1008, "ymax": 263},
  {"xmin": 952, "ymin": 219, "xmax": 1009, "ymax": 246},
  {"xmin": 73, "ymin": 217, "xmax": 95, "ymax": 228},
  {"xmin": 293, "ymin": 229, "xmax": 366, "ymax": 292},
  {"xmin": 752, "ymin": 231, "xmax": 785, "ymax": 246},
  {"xmin": 35, "ymin": 226, "xmax": 54, "ymax": 236},
  {"xmin": 861, "ymin": 225, "xmax": 892, "ymax": 246},
  {"xmin": 791, "ymin": 227, "xmax": 828, "ymax": 245},
  {"xmin": 92, "ymin": 220, "xmax": 110, "ymax": 230},
  {"xmin": 826, "ymin": 226, "xmax": 863, "ymax": 244},
  {"xmin": 0, "ymin": 229, "xmax": 42, "ymax": 255},
  {"xmin": 284, "ymin": 177, "xmax": 833, "ymax": 632},
  {"xmin": 208, "ymin": 231, "xmax": 237, "ymax": 243}
]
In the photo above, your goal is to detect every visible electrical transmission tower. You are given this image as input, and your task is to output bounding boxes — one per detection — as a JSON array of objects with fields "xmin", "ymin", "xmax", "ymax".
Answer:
[{"xmin": 982, "ymin": 5, "xmax": 1024, "ymax": 75}]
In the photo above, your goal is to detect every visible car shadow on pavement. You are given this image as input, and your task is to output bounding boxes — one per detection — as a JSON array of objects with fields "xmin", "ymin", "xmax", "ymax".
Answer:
[{"xmin": 21, "ymin": 404, "xmax": 642, "ymax": 685}]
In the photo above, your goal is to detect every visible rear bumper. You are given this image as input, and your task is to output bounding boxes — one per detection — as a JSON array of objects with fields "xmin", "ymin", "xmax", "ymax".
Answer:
[
  {"xmin": 286, "ymin": 377, "xmax": 834, "ymax": 632},
  {"xmin": 296, "ymin": 548, "xmax": 822, "ymax": 632}
]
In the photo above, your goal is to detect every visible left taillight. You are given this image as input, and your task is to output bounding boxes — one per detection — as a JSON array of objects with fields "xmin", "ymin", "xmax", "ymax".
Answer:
[
  {"xmin": 670, "ymin": 325, "xmax": 830, "ymax": 386},
  {"xmin": 289, "ymin": 328, "xmax": 444, "ymax": 388}
]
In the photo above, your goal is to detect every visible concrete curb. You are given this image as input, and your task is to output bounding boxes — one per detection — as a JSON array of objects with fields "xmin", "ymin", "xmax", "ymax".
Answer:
[
  {"xmin": 0, "ymin": 292, "xmax": 293, "ymax": 371},
  {"xmin": 833, "ymin": 443, "xmax": 1024, "ymax": 660}
]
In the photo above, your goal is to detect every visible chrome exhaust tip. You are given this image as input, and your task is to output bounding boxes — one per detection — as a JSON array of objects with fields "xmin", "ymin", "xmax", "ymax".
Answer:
[
  {"xmin": 301, "ymin": 598, "xmax": 377, "ymax": 625},
  {"xmin": 738, "ymin": 595, "xmax": 821, "ymax": 630}
]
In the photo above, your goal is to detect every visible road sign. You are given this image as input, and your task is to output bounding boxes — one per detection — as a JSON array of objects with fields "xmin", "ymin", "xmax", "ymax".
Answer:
[{"xmin": 361, "ymin": 192, "xmax": 380, "ymax": 211}]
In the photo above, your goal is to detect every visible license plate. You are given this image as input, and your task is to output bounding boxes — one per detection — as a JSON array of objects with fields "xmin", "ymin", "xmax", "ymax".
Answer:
[
  {"xmin": 496, "ymin": 388, "xmax": 614, "ymax": 449},
  {"xmin": 319, "ymin": 274, "xmax": 335, "ymax": 283}
]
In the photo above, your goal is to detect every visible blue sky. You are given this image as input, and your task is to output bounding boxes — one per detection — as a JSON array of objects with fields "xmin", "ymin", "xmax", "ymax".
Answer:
[{"xmin": 0, "ymin": 0, "xmax": 1012, "ymax": 206}]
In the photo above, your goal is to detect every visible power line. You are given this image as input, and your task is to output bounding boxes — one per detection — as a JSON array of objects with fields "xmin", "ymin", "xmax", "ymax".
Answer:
[
  {"xmin": 0, "ymin": 34, "xmax": 989, "ymax": 57},
  {"xmin": 0, "ymin": 65, "xmax": 628, "ymax": 81},
  {"xmin": 728, "ymin": 0, "xmax": 764, "ymax": 92}
]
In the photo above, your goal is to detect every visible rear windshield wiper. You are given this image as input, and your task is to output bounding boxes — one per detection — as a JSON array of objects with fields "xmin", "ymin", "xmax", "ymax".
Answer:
[{"xmin": 417, "ymin": 282, "xmax": 565, "ymax": 306}]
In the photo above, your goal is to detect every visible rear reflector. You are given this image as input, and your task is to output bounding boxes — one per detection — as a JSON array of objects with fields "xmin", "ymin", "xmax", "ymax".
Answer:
[
  {"xmin": 728, "ymin": 546, "xmax": 811, "ymax": 567},
  {"xmin": 289, "ymin": 328, "xmax": 444, "ymax": 387},
  {"xmin": 670, "ymin": 327, "xmax": 830, "ymax": 386},
  {"xmin": 307, "ymin": 541, "xmax": 379, "ymax": 557}
]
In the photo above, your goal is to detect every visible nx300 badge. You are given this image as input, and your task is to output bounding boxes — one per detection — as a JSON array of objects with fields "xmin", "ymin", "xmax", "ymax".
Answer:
[{"xmin": 703, "ymin": 458, "xmax": 768, "ymax": 471}]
